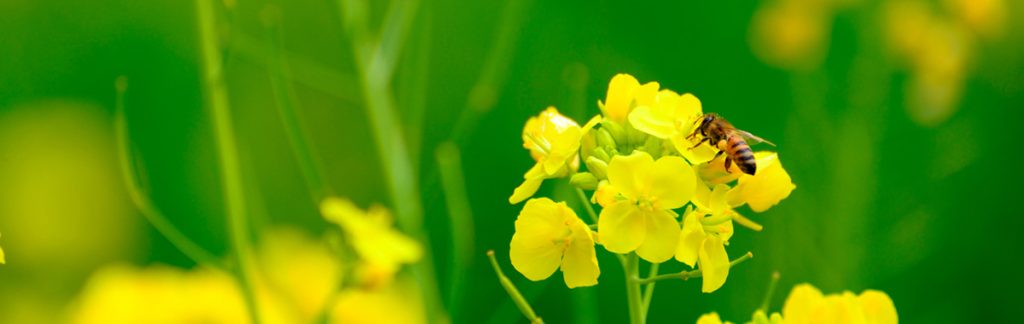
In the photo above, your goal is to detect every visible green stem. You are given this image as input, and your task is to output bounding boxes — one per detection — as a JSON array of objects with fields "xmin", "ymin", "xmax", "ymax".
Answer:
[
  {"xmin": 264, "ymin": 17, "xmax": 331, "ymax": 202},
  {"xmin": 640, "ymin": 262, "xmax": 659, "ymax": 317},
  {"xmin": 634, "ymin": 252, "xmax": 754, "ymax": 285},
  {"xmin": 114, "ymin": 77, "xmax": 226, "ymax": 271},
  {"xmin": 574, "ymin": 188, "xmax": 599, "ymax": 224},
  {"xmin": 486, "ymin": 250, "xmax": 543, "ymax": 324},
  {"xmin": 436, "ymin": 142, "xmax": 476, "ymax": 320},
  {"xmin": 759, "ymin": 271, "xmax": 781, "ymax": 312},
  {"xmin": 195, "ymin": 0, "xmax": 261, "ymax": 322},
  {"xmin": 624, "ymin": 253, "xmax": 644, "ymax": 324}
]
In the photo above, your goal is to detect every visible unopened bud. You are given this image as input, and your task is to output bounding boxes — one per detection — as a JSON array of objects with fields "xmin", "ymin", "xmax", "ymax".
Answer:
[{"xmin": 570, "ymin": 172, "xmax": 599, "ymax": 190}]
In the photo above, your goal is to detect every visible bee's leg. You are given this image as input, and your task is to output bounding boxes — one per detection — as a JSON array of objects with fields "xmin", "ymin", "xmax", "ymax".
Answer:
[
  {"xmin": 713, "ymin": 149, "xmax": 725, "ymax": 159},
  {"xmin": 724, "ymin": 156, "xmax": 733, "ymax": 171},
  {"xmin": 690, "ymin": 137, "xmax": 709, "ymax": 149}
]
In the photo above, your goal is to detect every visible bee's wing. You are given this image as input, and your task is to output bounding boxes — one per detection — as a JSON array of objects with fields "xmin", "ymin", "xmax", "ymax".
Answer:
[{"xmin": 736, "ymin": 130, "xmax": 776, "ymax": 147}]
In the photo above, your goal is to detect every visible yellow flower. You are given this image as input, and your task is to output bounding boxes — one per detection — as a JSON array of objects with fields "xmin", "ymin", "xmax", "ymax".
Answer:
[
  {"xmin": 321, "ymin": 197, "xmax": 422, "ymax": 287},
  {"xmin": 782, "ymin": 283, "xmax": 898, "ymax": 324},
  {"xmin": 510, "ymin": 198, "xmax": 600, "ymax": 288},
  {"xmin": 330, "ymin": 276, "xmax": 426, "ymax": 324},
  {"xmin": 726, "ymin": 152, "xmax": 796, "ymax": 212},
  {"xmin": 510, "ymin": 107, "xmax": 601, "ymax": 204},
  {"xmin": 627, "ymin": 90, "xmax": 718, "ymax": 165},
  {"xmin": 696, "ymin": 312, "xmax": 732, "ymax": 324},
  {"xmin": 749, "ymin": 0, "xmax": 832, "ymax": 71},
  {"xmin": 598, "ymin": 152, "xmax": 695, "ymax": 262},
  {"xmin": 600, "ymin": 74, "xmax": 659, "ymax": 123},
  {"xmin": 676, "ymin": 185, "xmax": 735, "ymax": 293}
]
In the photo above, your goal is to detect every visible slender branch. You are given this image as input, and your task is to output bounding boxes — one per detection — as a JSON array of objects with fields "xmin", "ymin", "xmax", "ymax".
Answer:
[
  {"xmin": 759, "ymin": 271, "xmax": 781, "ymax": 312},
  {"xmin": 486, "ymin": 250, "xmax": 543, "ymax": 324},
  {"xmin": 633, "ymin": 252, "xmax": 754, "ymax": 285},
  {"xmin": 733, "ymin": 213, "xmax": 763, "ymax": 231},
  {"xmin": 195, "ymin": 0, "xmax": 261, "ymax": 322},
  {"xmin": 263, "ymin": 14, "xmax": 332, "ymax": 202},
  {"xmin": 575, "ymin": 188, "xmax": 599, "ymax": 224},
  {"xmin": 641, "ymin": 262, "xmax": 659, "ymax": 317},
  {"xmin": 436, "ymin": 142, "xmax": 476, "ymax": 320},
  {"xmin": 114, "ymin": 77, "xmax": 226, "ymax": 271}
]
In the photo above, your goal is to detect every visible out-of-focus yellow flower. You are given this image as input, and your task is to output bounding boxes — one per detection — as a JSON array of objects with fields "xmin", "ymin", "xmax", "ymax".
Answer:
[
  {"xmin": 749, "ymin": 0, "xmax": 831, "ymax": 71},
  {"xmin": 321, "ymin": 197, "xmax": 422, "ymax": 287},
  {"xmin": 330, "ymin": 277, "xmax": 426, "ymax": 324},
  {"xmin": 510, "ymin": 198, "xmax": 600, "ymax": 288},
  {"xmin": 511, "ymin": 107, "xmax": 601, "ymax": 204},
  {"xmin": 256, "ymin": 228, "xmax": 343, "ymax": 322},
  {"xmin": 598, "ymin": 152, "xmax": 695, "ymax": 263},
  {"xmin": 69, "ymin": 265, "xmax": 249, "ymax": 324},
  {"xmin": 676, "ymin": 185, "xmax": 735, "ymax": 293},
  {"xmin": 945, "ymin": 0, "xmax": 1005, "ymax": 39},
  {"xmin": 782, "ymin": 283, "xmax": 898, "ymax": 324},
  {"xmin": 600, "ymin": 74, "xmax": 659, "ymax": 123},
  {"xmin": 628, "ymin": 90, "xmax": 717, "ymax": 164},
  {"xmin": 696, "ymin": 312, "xmax": 732, "ymax": 324},
  {"xmin": 726, "ymin": 152, "xmax": 796, "ymax": 212}
]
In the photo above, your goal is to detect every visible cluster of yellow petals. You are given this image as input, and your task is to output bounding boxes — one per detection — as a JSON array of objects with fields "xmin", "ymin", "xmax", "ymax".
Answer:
[
  {"xmin": 510, "ymin": 198, "xmax": 599, "ymax": 288},
  {"xmin": 321, "ymin": 197, "xmax": 423, "ymax": 288},
  {"xmin": 598, "ymin": 152, "xmax": 694, "ymax": 263},
  {"xmin": 510, "ymin": 107, "xmax": 601, "ymax": 204},
  {"xmin": 695, "ymin": 283, "xmax": 898, "ymax": 324},
  {"xmin": 508, "ymin": 73, "xmax": 797, "ymax": 293}
]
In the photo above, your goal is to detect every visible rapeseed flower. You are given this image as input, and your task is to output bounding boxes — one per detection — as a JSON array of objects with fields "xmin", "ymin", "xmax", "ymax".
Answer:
[
  {"xmin": 782, "ymin": 283, "xmax": 898, "ymax": 324},
  {"xmin": 598, "ymin": 151, "xmax": 695, "ymax": 263},
  {"xmin": 321, "ymin": 197, "xmax": 422, "ymax": 288},
  {"xmin": 676, "ymin": 185, "xmax": 735, "ymax": 292},
  {"xmin": 599, "ymin": 74, "xmax": 659, "ymax": 123},
  {"xmin": 510, "ymin": 198, "xmax": 599, "ymax": 288},
  {"xmin": 627, "ymin": 89, "xmax": 718, "ymax": 165},
  {"xmin": 726, "ymin": 152, "xmax": 796, "ymax": 212},
  {"xmin": 510, "ymin": 107, "xmax": 600, "ymax": 204}
]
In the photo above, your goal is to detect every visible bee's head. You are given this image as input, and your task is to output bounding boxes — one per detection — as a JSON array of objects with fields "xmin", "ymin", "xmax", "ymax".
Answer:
[{"xmin": 701, "ymin": 114, "xmax": 717, "ymax": 126}]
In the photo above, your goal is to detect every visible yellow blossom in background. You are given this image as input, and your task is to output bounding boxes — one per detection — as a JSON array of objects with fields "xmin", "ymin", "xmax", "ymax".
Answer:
[
  {"xmin": 255, "ymin": 228, "xmax": 343, "ymax": 322},
  {"xmin": 628, "ymin": 90, "xmax": 718, "ymax": 164},
  {"xmin": 676, "ymin": 185, "xmax": 735, "ymax": 293},
  {"xmin": 749, "ymin": 0, "xmax": 831, "ymax": 71},
  {"xmin": 945, "ymin": 0, "xmax": 1005, "ymax": 39},
  {"xmin": 510, "ymin": 107, "xmax": 601, "ymax": 204},
  {"xmin": 782, "ymin": 283, "xmax": 898, "ymax": 324},
  {"xmin": 510, "ymin": 198, "xmax": 600, "ymax": 288},
  {"xmin": 696, "ymin": 312, "xmax": 732, "ymax": 324},
  {"xmin": 321, "ymin": 197, "xmax": 422, "ymax": 288},
  {"xmin": 330, "ymin": 277, "xmax": 427, "ymax": 324},
  {"xmin": 599, "ymin": 152, "xmax": 695, "ymax": 262},
  {"xmin": 726, "ymin": 152, "xmax": 796, "ymax": 212},
  {"xmin": 600, "ymin": 73, "xmax": 659, "ymax": 122}
]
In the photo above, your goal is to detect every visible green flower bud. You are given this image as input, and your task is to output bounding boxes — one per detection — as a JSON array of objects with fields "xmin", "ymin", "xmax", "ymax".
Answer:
[
  {"xmin": 570, "ymin": 172, "xmax": 599, "ymax": 190},
  {"xmin": 643, "ymin": 135, "xmax": 664, "ymax": 159},
  {"xmin": 585, "ymin": 156, "xmax": 609, "ymax": 179},
  {"xmin": 596, "ymin": 127, "xmax": 617, "ymax": 151},
  {"xmin": 600, "ymin": 120, "xmax": 626, "ymax": 148},
  {"xmin": 592, "ymin": 147, "xmax": 611, "ymax": 162},
  {"xmin": 580, "ymin": 131, "xmax": 597, "ymax": 162}
]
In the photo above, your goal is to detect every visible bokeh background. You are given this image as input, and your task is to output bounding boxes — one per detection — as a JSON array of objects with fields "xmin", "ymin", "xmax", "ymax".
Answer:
[{"xmin": 2, "ymin": 0, "xmax": 1022, "ymax": 322}]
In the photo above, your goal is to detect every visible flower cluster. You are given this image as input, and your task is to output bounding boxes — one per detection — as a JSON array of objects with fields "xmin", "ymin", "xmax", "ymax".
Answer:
[
  {"xmin": 508, "ymin": 74, "xmax": 796, "ymax": 292},
  {"xmin": 696, "ymin": 283, "xmax": 898, "ymax": 324}
]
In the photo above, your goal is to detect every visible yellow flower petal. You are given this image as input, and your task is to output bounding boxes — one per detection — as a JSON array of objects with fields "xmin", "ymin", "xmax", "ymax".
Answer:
[
  {"xmin": 509, "ymin": 163, "xmax": 546, "ymax": 204},
  {"xmin": 699, "ymin": 235, "xmax": 730, "ymax": 293},
  {"xmin": 561, "ymin": 221, "xmax": 600, "ymax": 288},
  {"xmin": 728, "ymin": 152, "xmax": 796, "ymax": 212},
  {"xmin": 647, "ymin": 156, "xmax": 696, "ymax": 210},
  {"xmin": 636, "ymin": 210, "xmax": 680, "ymax": 263},
  {"xmin": 509, "ymin": 198, "xmax": 570, "ymax": 281},
  {"xmin": 606, "ymin": 151, "xmax": 655, "ymax": 200},
  {"xmin": 859, "ymin": 290, "xmax": 898, "ymax": 324},
  {"xmin": 592, "ymin": 180, "xmax": 621, "ymax": 208},
  {"xmin": 628, "ymin": 105, "xmax": 676, "ymax": 139},
  {"xmin": 597, "ymin": 202, "xmax": 646, "ymax": 254},
  {"xmin": 697, "ymin": 312, "xmax": 725, "ymax": 324},
  {"xmin": 321, "ymin": 198, "xmax": 422, "ymax": 279},
  {"xmin": 673, "ymin": 134, "xmax": 718, "ymax": 165},
  {"xmin": 603, "ymin": 74, "xmax": 641, "ymax": 122},
  {"xmin": 675, "ymin": 209, "xmax": 706, "ymax": 266},
  {"xmin": 782, "ymin": 283, "xmax": 825, "ymax": 323},
  {"xmin": 635, "ymin": 81, "xmax": 661, "ymax": 107},
  {"xmin": 677, "ymin": 93, "xmax": 703, "ymax": 118}
]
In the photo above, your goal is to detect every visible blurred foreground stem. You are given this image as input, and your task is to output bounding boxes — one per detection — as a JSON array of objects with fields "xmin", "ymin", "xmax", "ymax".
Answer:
[
  {"xmin": 623, "ymin": 254, "xmax": 644, "ymax": 324},
  {"xmin": 195, "ymin": 0, "xmax": 261, "ymax": 322}
]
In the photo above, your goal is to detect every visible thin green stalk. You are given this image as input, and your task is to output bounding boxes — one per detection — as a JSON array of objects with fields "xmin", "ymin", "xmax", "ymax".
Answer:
[
  {"xmin": 640, "ymin": 262, "xmax": 659, "ymax": 317},
  {"xmin": 574, "ymin": 188, "xmax": 599, "ymax": 224},
  {"xmin": 436, "ymin": 142, "xmax": 476, "ymax": 320},
  {"xmin": 759, "ymin": 271, "xmax": 781, "ymax": 312},
  {"xmin": 195, "ymin": 0, "xmax": 261, "ymax": 322},
  {"xmin": 486, "ymin": 250, "xmax": 543, "ymax": 324},
  {"xmin": 114, "ymin": 77, "xmax": 226, "ymax": 271},
  {"xmin": 264, "ymin": 16, "xmax": 331, "ymax": 202},
  {"xmin": 338, "ymin": 0, "xmax": 444, "ymax": 320},
  {"xmin": 624, "ymin": 254, "xmax": 644, "ymax": 324},
  {"xmin": 634, "ymin": 252, "xmax": 754, "ymax": 285}
]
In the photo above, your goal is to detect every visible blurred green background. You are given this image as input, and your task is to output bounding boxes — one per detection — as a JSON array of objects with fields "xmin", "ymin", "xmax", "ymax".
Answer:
[{"xmin": 1, "ymin": 0, "xmax": 1022, "ymax": 323}]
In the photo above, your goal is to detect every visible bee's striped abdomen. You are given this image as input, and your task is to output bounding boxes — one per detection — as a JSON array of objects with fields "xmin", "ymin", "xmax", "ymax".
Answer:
[{"xmin": 727, "ymin": 135, "xmax": 756, "ymax": 175}]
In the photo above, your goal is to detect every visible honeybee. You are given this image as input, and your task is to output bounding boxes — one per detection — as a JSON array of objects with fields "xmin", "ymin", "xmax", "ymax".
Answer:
[{"xmin": 688, "ymin": 113, "xmax": 775, "ymax": 175}]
